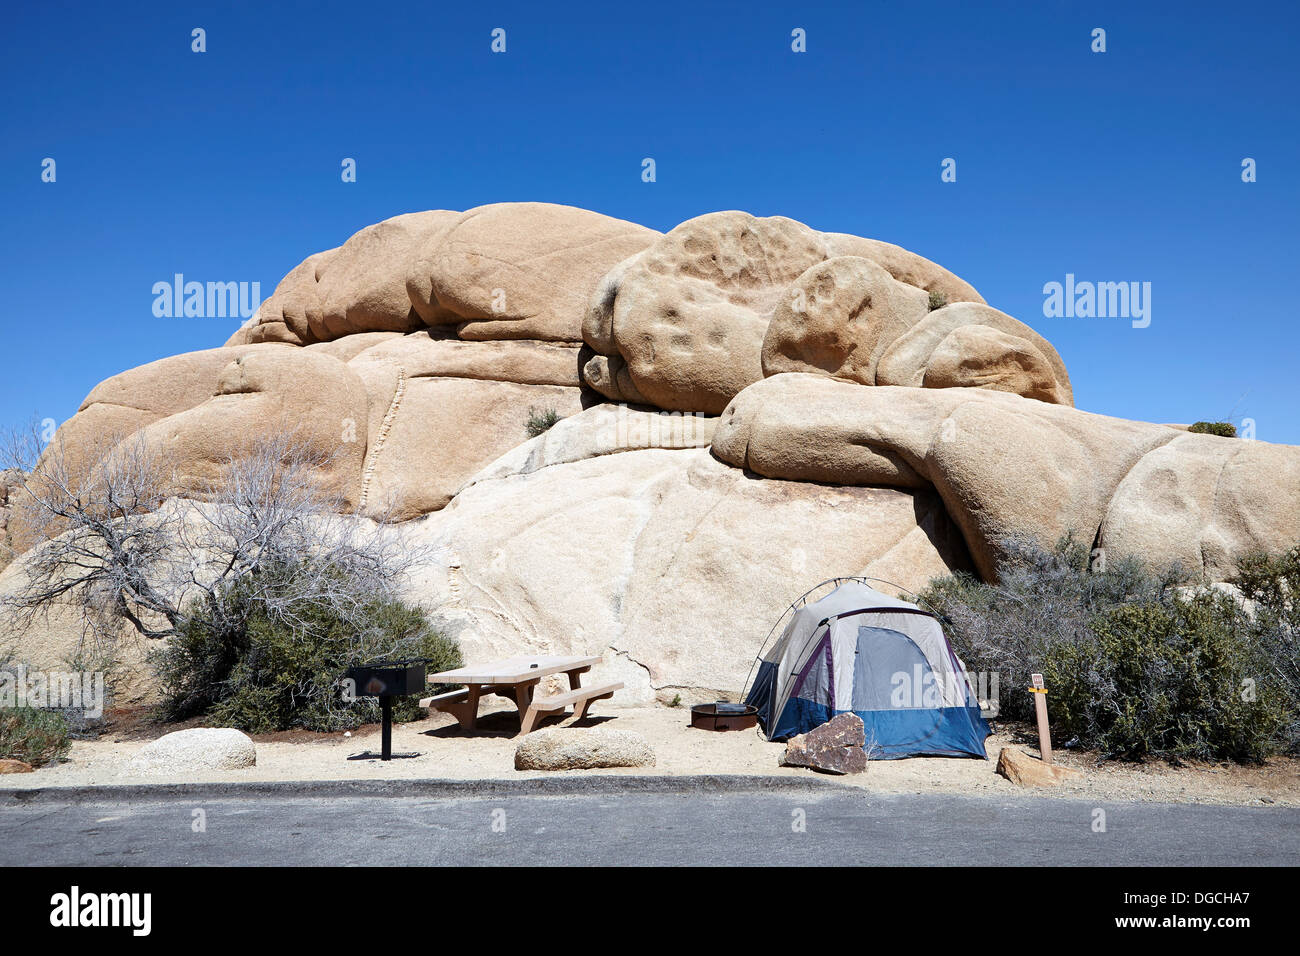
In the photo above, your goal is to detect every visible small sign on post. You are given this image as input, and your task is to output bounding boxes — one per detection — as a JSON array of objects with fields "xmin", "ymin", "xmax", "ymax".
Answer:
[{"xmin": 1030, "ymin": 673, "xmax": 1052, "ymax": 765}]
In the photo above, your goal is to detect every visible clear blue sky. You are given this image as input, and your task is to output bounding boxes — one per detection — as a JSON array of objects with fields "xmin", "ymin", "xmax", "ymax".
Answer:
[{"xmin": 2, "ymin": 1, "xmax": 1297, "ymax": 441}]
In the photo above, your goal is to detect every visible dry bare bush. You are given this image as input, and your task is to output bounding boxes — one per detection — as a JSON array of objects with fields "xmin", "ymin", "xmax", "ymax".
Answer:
[{"xmin": 1, "ymin": 425, "xmax": 426, "ymax": 652}]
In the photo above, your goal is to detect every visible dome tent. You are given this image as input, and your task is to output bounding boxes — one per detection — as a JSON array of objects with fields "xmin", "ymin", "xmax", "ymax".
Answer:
[{"xmin": 743, "ymin": 580, "xmax": 990, "ymax": 759}]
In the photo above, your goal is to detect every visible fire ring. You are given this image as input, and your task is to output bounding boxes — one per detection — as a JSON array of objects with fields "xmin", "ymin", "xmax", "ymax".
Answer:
[{"xmin": 690, "ymin": 702, "xmax": 758, "ymax": 732}]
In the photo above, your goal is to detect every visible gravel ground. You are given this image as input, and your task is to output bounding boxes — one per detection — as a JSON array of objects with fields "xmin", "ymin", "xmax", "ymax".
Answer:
[{"xmin": 4, "ymin": 704, "xmax": 1297, "ymax": 806}]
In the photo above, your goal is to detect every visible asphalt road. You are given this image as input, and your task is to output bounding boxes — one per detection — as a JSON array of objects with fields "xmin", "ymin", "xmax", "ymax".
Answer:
[{"xmin": 2, "ymin": 782, "xmax": 1295, "ymax": 866}]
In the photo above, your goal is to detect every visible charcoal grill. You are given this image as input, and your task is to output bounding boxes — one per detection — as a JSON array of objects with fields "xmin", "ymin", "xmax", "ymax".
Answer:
[
  {"xmin": 690, "ymin": 701, "xmax": 758, "ymax": 732},
  {"xmin": 344, "ymin": 658, "xmax": 429, "ymax": 761}
]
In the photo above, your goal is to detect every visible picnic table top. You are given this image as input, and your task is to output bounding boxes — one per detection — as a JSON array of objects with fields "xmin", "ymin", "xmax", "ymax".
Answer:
[{"xmin": 427, "ymin": 654, "xmax": 601, "ymax": 685}]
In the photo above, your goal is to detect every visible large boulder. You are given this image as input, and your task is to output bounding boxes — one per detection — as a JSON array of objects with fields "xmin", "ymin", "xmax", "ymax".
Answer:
[
  {"xmin": 762, "ymin": 256, "xmax": 931, "ymax": 386},
  {"xmin": 129, "ymin": 349, "xmax": 369, "ymax": 509},
  {"xmin": 43, "ymin": 344, "xmax": 293, "ymax": 483},
  {"xmin": 228, "ymin": 212, "xmax": 458, "ymax": 346},
  {"xmin": 128, "ymin": 728, "xmax": 256, "ymax": 774},
  {"xmin": 232, "ymin": 249, "xmax": 338, "ymax": 345},
  {"xmin": 408, "ymin": 202, "xmax": 659, "ymax": 343},
  {"xmin": 1098, "ymin": 432, "xmax": 1300, "ymax": 578},
  {"xmin": 232, "ymin": 203, "xmax": 658, "ymax": 347},
  {"xmin": 876, "ymin": 301, "xmax": 1073, "ymax": 405},
  {"xmin": 514, "ymin": 727, "xmax": 655, "ymax": 770},
  {"xmin": 308, "ymin": 211, "xmax": 459, "ymax": 342},
  {"xmin": 712, "ymin": 373, "xmax": 1300, "ymax": 581},
  {"xmin": 11, "ymin": 202, "xmax": 1298, "ymax": 706},
  {"xmin": 581, "ymin": 211, "xmax": 985, "ymax": 414}
]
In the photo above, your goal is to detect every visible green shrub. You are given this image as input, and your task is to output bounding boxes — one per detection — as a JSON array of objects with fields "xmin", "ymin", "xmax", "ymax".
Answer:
[
  {"xmin": 525, "ymin": 407, "xmax": 561, "ymax": 438},
  {"xmin": 0, "ymin": 707, "xmax": 71, "ymax": 766},
  {"xmin": 1188, "ymin": 421, "xmax": 1237, "ymax": 438},
  {"xmin": 1233, "ymin": 545, "xmax": 1300, "ymax": 753},
  {"xmin": 1042, "ymin": 594, "xmax": 1286, "ymax": 762},
  {"xmin": 921, "ymin": 532, "xmax": 1181, "ymax": 725},
  {"xmin": 153, "ymin": 562, "xmax": 461, "ymax": 733},
  {"xmin": 927, "ymin": 290, "xmax": 948, "ymax": 311},
  {"xmin": 921, "ymin": 533, "xmax": 1298, "ymax": 762}
]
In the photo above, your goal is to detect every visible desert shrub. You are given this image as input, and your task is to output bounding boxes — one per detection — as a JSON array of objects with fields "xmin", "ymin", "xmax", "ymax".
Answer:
[
  {"xmin": 0, "ymin": 652, "xmax": 110, "ymax": 740},
  {"xmin": 2, "ymin": 429, "xmax": 428, "ymax": 661},
  {"xmin": 1188, "ymin": 421, "xmax": 1237, "ymax": 437},
  {"xmin": 1042, "ymin": 594, "xmax": 1286, "ymax": 762},
  {"xmin": 921, "ymin": 533, "xmax": 1181, "ymax": 725},
  {"xmin": 0, "ymin": 707, "xmax": 71, "ymax": 766},
  {"xmin": 921, "ymin": 533, "xmax": 1296, "ymax": 762},
  {"xmin": 927, "ymin": 290, "xmax": 948, "ymax": 311},
  {"xmin": 153, "ymin": 560, "xmax": 461, "ymax": 733},
  {"xmin": 1233, "ymin": 545, "xmax": 1300, "ymax": 753},
  {"xmin": 525, "ymin": 407, "xmax": 561, "ymax": 438}
]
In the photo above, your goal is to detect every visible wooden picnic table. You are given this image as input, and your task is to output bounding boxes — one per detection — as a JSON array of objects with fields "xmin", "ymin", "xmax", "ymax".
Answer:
[{"xmin": 423, "ymin": 655, "xmax": 623, "ymax": 735}]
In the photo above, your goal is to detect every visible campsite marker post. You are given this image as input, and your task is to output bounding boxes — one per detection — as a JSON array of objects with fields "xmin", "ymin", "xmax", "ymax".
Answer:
[{"xmin": 1030, "ymin": 673, "xmax": 1052, "ymax": 764}]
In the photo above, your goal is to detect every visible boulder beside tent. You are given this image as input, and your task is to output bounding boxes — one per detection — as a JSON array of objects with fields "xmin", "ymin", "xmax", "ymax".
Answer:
[{"xmin": 743, "ymin": 580, "xmax": 991, "ymax": 759}]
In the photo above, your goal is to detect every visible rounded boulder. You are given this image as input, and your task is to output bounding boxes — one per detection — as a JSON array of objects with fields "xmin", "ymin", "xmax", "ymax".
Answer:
[{"xmin": 128, "ymin": 728, "xmax": 257, "ymax": 775}]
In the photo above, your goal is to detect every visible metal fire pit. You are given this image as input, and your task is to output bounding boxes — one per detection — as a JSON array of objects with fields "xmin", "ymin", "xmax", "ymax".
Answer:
[
  {"xmin": 690, "ymin": 702, "xmax": 758, "ymax": 732},
  {"xmin": 345, "ymin": 658, "xmax": 429, "ymax": 761}
]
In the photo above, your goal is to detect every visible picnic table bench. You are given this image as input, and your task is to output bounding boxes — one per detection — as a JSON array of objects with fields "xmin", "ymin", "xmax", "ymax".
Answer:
[{"xmin": 421, "ymin": 655, "xmax": 622, "ymax": 735}]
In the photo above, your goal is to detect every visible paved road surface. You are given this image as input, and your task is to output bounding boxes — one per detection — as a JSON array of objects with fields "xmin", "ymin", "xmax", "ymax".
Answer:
[{"xmin": 2, "ymin": 784, "xmax": 1295, "ymax": 865}]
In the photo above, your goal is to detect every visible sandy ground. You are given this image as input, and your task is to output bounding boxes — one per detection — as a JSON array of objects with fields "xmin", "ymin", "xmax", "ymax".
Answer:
[{"xmin": 4, "ymin": 703, "xmax": 1298, "ymax": 807}]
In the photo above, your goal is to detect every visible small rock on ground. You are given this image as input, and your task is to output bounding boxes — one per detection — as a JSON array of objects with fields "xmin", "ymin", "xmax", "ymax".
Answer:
[
  {"xmin": 0, "ymin": 758, "xmax": 34, "ymax": 774},
  {"xmin": 996, "ymin": 746, "xmax": 1081, "ymax": 787},
  {"xmin": 128, "ymin": 728, "xmax": 257, "ymax": 775},
  {"xmin": 781, "ymin": 713, "xmax": 868, "ymax": 775},
  {"xmin": 515, "ymin": 727, "xmax": 655, "ymax": 771}
]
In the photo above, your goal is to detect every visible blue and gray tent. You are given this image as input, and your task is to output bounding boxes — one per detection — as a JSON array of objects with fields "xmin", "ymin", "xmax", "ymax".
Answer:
[{"xmin": 744, "ymin": 580, "xmax": 990, "ymax": 759}]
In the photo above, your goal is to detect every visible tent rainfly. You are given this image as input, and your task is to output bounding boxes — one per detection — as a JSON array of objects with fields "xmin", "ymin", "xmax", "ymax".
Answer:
[{"xmin": 744, "ymin": 580, "xmax": 991, "ymax": 759}]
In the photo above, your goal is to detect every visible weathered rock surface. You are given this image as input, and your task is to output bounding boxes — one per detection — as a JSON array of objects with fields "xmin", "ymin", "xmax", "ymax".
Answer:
[
  {"xmin": 461, "ymin": 403, "xmax": 716, "ymax": 489},
  {"xmin": 43, "ymin": 345, "xmax": 293, "ymax": 486},
  {"xmin": 353, "ymin": 370, "xmax": 584, "ymax": 519},
  {"xmin": 343, "ymin": 332, "xmax": 587, "ymax": 518},
  {"xmin": 308, "ymin": 211, "xmax": 459, "ymax": 342},
  {"xmin": 231, "ymin": 203, "xmax": 657, "ymax": 347},
  {"xmin": 582, "ymin": 211, "xmax": 985, "ymax": 414},
  {"xmin": 876, "ymin": 302, "xmax": 1072, "ymax": 405},
  {"xmin": 762, "ymin": 256, "xmax": 931, "ymax": 386},
  {"xmin": 781, "ymin": 713, "xmax": 869, "ymax": 774},
  {"xmin": 130, "ymin": 349, "xmax": 369, "ymax": 510},
  {"xmin": 128, "ymin": 728, "xmax": 256, "ymax": 774},
  {"xmin": 399, "ymin": 437, "xmax": 971, "ymax": 699},
  {"xmin": 408, "ymin": 202, "xmax": 660, "ymax": 343},
  {"xmin": 1097, "ymin": 432, "xmax": 1300, "ymax": 579},
  {"xmin": 233, "ymin": 249, "xmax": 338, "ymax": 345},
  {"xmin": 995, "ymin": 746, "xmax": 1082, "ymax": 787},
  {"xmin": 712, "ymin": 373, "xmax": 1299, "ymax": 581},
  {"xmin": 0, "ymin": 758, "xmax": 35, "ymax": 774},
  {"xmin": 514, "ymin": 727, "xmax": 655, "ymax": 770}
]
